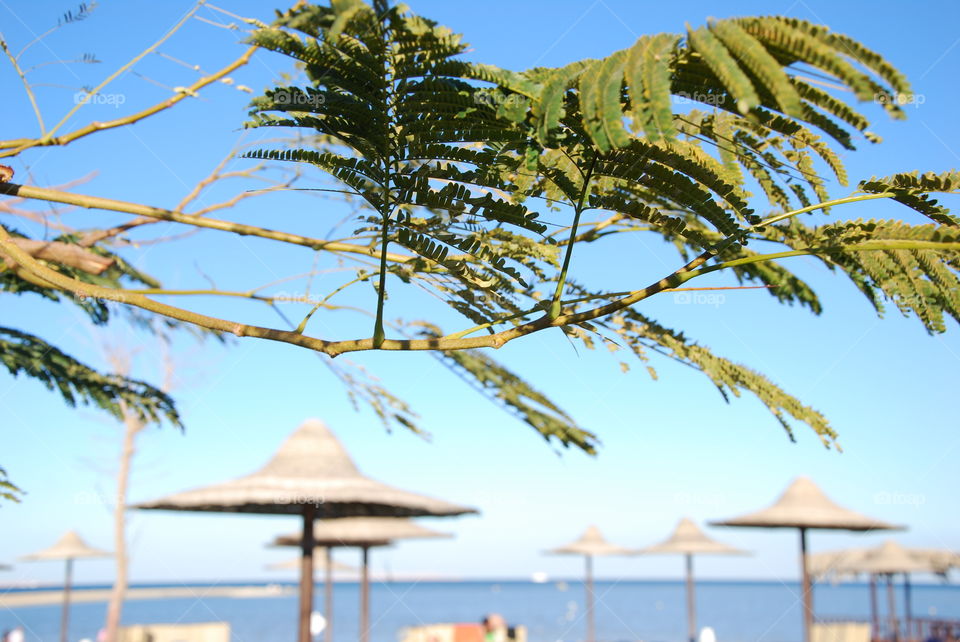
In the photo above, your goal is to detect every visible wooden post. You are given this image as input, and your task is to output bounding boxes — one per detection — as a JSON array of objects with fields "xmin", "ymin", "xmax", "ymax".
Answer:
[
  {"xmin": 903, "ymin": 574, "xmax": 912, "ymax": 642},
  {"xmin": 299, "ymin": 504, "xmax": 316, "ymax": 642},
  {"xmin": 800, "ymin": 528, "xmax": 813, "ymax": 642},
  {"xmin": 887, "ymin": 574, "xmax": 899, "ymax": 642},
  {"xmin": 325, "ymin": 547, "xmax": 334, "ymax": 642},
  {"xmin": 870, "ymin": 575, "xmax": 880, "ymax": 642},
  {"xmin": 586, "ymin": 554, "xmax": 595, "ymax": 642},
  {"xmin": 360, "ymin": 546, "xmax": 371, "ymax": 642},
  {"xmin": 60, "ymin": 557, "xmax": 73, "ymax": 642},
  {"xmin": 686, "ymin": 553, "xmax": 697, "ymax": 642}
]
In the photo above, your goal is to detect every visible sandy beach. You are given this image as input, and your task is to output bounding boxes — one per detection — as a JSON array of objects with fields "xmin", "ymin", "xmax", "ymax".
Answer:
[{"xmin": 0, "ymin": 584, "xmax": 292, "ymax": 608}]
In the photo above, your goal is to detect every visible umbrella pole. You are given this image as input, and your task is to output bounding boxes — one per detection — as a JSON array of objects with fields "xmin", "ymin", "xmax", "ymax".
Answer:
[
  {"xmin": 325, "ymin": 547, "xmax": 334, "ymax": 642},
  {"xmin": 870, "ymin": 575, "xmax": 879, "ymax": 642},
  {"xmin": 299, "ymin": 503, "xmax": 317, "ymax": 642},
  {"xmin": 886, "ymin": 574, "xmax": 898, "ymax": 642},
  {"xmin": 686, "ymin": 553, "xmax": 696, "ymax": 642},
  {"xmin": 799, "ymin": 528, "xmax": 813, "ymax": 642},
  {"xmin": 60, "ymin": 557, "xmax": 73, "ymax": 642},
  {"xmin": 360, "ymin": 546, "xmax": 370, "ymax": 642},
  {"xmin": 586, "ymin": 554, "xmax": 595, "ymax": 642},
  {"xmin": 903, "ymin": 574, "xmax": 912, "ymax": 642}
]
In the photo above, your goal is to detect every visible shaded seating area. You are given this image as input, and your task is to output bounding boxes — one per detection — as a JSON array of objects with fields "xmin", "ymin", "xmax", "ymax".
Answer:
[
  {"xmin": 118, "ymin": 622, "xmax": 229, "ymax": 642},
  {"xmin": 399, "ymin": 623, "xmax": 527, "ymax": 642},
  {"xmin": 812, "ymin": 622, "xmax": 872, "ymax": 642}
]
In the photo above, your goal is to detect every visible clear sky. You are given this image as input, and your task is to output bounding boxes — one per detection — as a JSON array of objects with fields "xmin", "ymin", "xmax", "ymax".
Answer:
[{"xmin": 1, "ymin": 0, "xmax": 958, "ymax": 587}]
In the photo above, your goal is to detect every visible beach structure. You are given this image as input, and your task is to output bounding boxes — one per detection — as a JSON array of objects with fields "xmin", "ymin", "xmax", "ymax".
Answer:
[
  {"xmin": 265, "ymin": 548, "xmax": 356, "ymax": 573},
  {"xmin": 546, "ymin": 525, "xmax": 633, "ymax": 642},
  {"xmin": 118, "ymin": 622, "xmax": 230, "ymax": 642},
  {"xmin": 810, "ymin": 541, "xmax": 960, "ymax": 641},
  {"xmin": 639, "ymin": 518, "xmax": 747, "ymax": 642},
  {"xmin": 265, "ymin": 549, "xmax": 355, "ymax": 639},
  {"xmin": 19, "ymin": 530, "xmax": 110, "ymax": 642},
  {"xmin": 135, "ymin": 419, "xmax": 476, "ymax": 642},
  {"xmin": 273, "ymin": 517, "xmax": 452, "ymax": 642},
  {"xmin": 711, "ymin": 477, "xmax": 903, "ymax": 642}
]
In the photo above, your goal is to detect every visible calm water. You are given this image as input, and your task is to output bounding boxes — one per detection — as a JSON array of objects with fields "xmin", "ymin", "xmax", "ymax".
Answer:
[{"xmin": 2, "ymin": 580, "xmax": 958, "ymax": 642}]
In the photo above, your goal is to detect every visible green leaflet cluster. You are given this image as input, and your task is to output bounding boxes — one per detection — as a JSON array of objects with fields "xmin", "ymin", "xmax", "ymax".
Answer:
[
  {"xmin": 859, "ymin": 171, "xmax": 960, "ymax": 227},
  {"xmin": 771, "ymin": 218, "xmax": 960, "ymax": 333},
  {"xmin": 240, "ymin": 0, "xmax": 960, "ymax": 452},
  {"xmin": 0, "ymin": 327, "xmax": 182, "ymax": 429},
  {"xmin": 244, "ymin": 0, "xmax": 549, "ymax": 346}
]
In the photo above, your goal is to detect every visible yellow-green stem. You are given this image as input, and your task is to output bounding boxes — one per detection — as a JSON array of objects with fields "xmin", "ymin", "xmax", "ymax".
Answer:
[{"xmin": 550, "ymin": 155, "xmax": 597, "ymax": 318}]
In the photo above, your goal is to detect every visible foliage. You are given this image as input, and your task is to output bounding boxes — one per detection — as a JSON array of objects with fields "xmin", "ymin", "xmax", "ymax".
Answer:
[
  {"xmin": 1, "ymin": 0, "xmax": 959, "ymax": 495},
  {"xmin": 1, "ymin": 466, "xmax": 22, "ymax": 503}
]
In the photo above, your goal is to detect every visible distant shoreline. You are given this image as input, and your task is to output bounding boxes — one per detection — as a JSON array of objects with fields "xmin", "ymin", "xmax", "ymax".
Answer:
[
  {"xmin": 0, "ymin": 585, "xmax": 295, "ymax": 608},
  {"xmin": 1, "ymin": 577, "xmax": 956, "ymax": 606}
]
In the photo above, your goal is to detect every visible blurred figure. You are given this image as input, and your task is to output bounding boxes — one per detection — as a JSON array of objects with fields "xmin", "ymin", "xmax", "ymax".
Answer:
[
  {"xmin": 310, "ymin": 611, "xmax": 327, "ymax": 638},
  {"xmin": 699, "ymin": 626, "xmax": 717, "ymax": 642},
  {"xmin": 482, "ymin": 613, "xmax": 508, "ymax": 642},
  {"xmin": 4, "ymin": 627, "xmax": 24, "ymax": 642}
]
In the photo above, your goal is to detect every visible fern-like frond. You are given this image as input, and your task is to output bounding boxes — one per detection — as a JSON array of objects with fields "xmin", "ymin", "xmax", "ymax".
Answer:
[
  {"xmin": 0, "ymin": 326, "xmax": 182, "ymax": 427},
  {"xmin": 603, "ymin": 309, "xmax": 836, "ymax": 445},
  {"xmin": 768, "ymin": 218, "xmax": 960, "ymax": 333},
  {"xmin": 1, "ymin": 466, "xmax": 22, "ymax": 503},
  {"xmin": 413, "ymin": 323, "xmax": 597, "ymax": 453},
  {"xmin": 858, "ymin": 171, "xmax": 960, "ymax": 226}
]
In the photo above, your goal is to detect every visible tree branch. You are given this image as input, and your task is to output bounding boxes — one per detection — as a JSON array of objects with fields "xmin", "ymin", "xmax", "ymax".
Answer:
[
  {"xmin": 1, "ymin": 182, "xmax": 414, "ymax": 262},
  {"xmin": 0, "ymin": 46, "xmax": 257, "ymax": 157}
]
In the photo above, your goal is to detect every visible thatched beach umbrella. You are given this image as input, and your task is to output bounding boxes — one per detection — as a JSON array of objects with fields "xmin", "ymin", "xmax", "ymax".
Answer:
[
  {"xmin": 809, "ymin": 547, "xmax": 886, "ymax": 639},
  {"xmin": 273, "ymin": 517, "xmax": 453, "ymax": 642},
  {"xmin": 711, "ymin": 477, "xmax": 903, "ymax": 642},
  {"xmin": 20, "ymin": 530, "xmax": 110, "ymax": 642},
  {"xmin": 639, "ymin": 518, "xmax": 747, "ymax": 642},
  {"xmin": 546, "ymin": 526, "xmax": 633, "ymax": 642},
  {"xmin": 135, "ymin": 419, "xmax": 476, "ymax": 642},
  {"xmin": 856, "ymin": 541, "xmax": 933, "ymax": 642},
  {"xmin": 265, "ymin": 548, "xmax": 356, "ymax": 573},
  {"xmin": 813, "ymin": 540, "xmax": 958, "ymax": 642},
  {"xmin": 267, "ymin": 548, "xmax": 356, "ymax": 639}
]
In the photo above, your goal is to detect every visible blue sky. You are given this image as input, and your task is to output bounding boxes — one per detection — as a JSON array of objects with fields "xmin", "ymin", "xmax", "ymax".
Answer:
[{"xmin": 0, "ymin": 0, "xmax": 958, "ymax": 587}]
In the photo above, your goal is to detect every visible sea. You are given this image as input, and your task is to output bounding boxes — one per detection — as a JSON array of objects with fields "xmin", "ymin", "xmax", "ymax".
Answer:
[{"xmin": 1, "ymin": 580, "xmax": 958, "ymax": 642}]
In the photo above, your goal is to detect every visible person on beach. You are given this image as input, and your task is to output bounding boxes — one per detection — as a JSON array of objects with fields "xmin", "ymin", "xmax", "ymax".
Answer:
[
  {"xmin": 482, "ymin": 613, "xmax": 508, "ymax": 642},
  {"xmin": 3, "ymin": 626, "xmax": 24, "ymax": 642}
]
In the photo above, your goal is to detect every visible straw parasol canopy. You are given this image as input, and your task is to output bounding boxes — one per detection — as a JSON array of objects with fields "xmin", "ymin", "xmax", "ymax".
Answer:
[
  {"xmin": 272, "ymin": 518, "xmax": 453, "ymax": 642},
  {"xmin": 546, "ymin": 526, "xmax": 633, "ymax": 642},
  {"xmin": 134, "ymin": 419, "xmax": 475, "ymax": 517},
  {"xmin": 135, "ymin": 419, "xmax": 476, "ymax": 642},
  {"xmin": 20, "ymin": 530, "xmax": 111, "ymax": 642},
  {"xmin": 811, "ymin": 540, "xmax": 958, "ymax": 642},
  {"xmin": 273, "ymin": 517, "xmax": 455, "ymax": 548},
  {"xmin": 266, "ymin": 549, "xmax": 356, "ymax": 573},
  {"xmin": 711, "ymin": 477, "xmax": 903, "ymax": 642},
  {"xmin": 20, "ymin": 531, "xmax": 110, "ymax": 561},
  {"xmin": 639, "ymin": 519, "xmax": 747, "ymax": 642}
]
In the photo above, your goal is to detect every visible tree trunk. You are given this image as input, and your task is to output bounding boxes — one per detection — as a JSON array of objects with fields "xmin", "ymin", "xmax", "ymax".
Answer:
[{"xmin": 103, "ymin": 411, "xmax": 139, "ymax": 642}]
